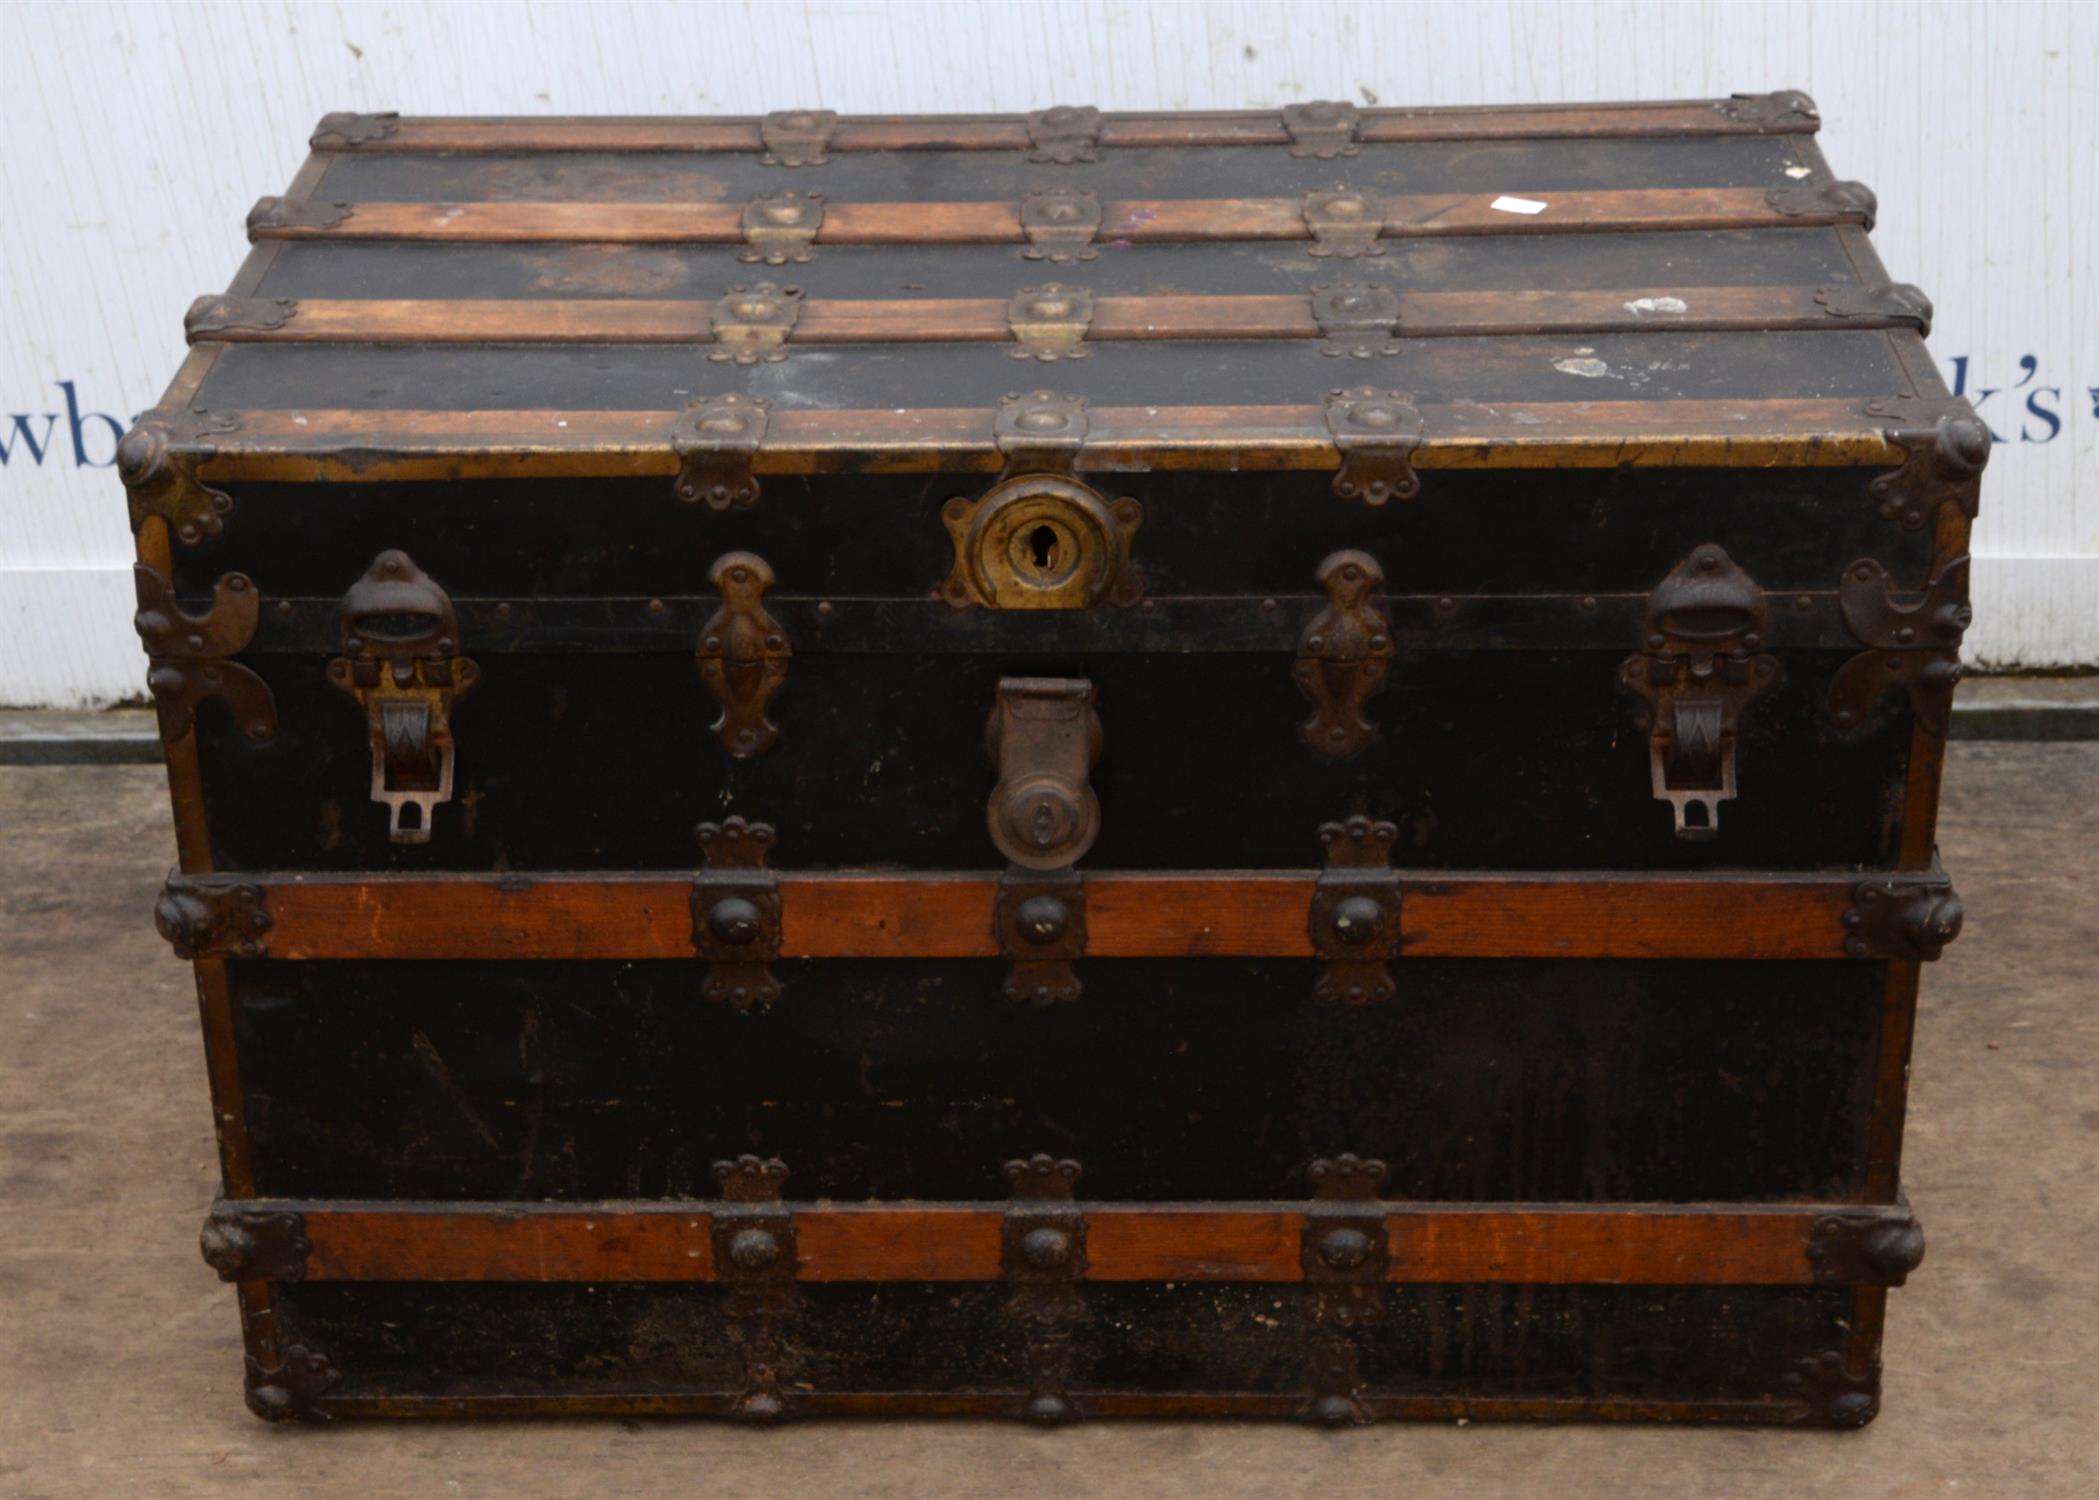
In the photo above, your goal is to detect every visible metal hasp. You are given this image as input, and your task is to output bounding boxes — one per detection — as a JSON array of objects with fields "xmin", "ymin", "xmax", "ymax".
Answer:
[
  {"xmin": 759, "ymin": 109, "xmax": 837, "ymax": 167},
  {"xmin": 1324, "ymin": 387, "xmax": 1424, "ymax": 505},
  {"xmin": 1301, "ymin": 1154, "xmax": 1389, "ymax": 1426},
  {"xmin": 709, "ymin": 282, "xmax": 802, "ymax": 363},
  {"xmin": 1006, "ymin": 283, "xmax": 1094, "ymax": 360},
  {"xmin": 132, "ymin": 564, "xmax": 277, "ymax": 746},
  {"xmin": 696, "ymin": 551, "xmax": 790, "ymax": 756},
  {"xmin": 199, "ymin": 1199, "xmax": 310, "ymax": 1283},
  {"xmin": 1844, "ymin": 867, "xmax": 1964, "ymax": 961},
  {"xmin": 1829, "ymin": 555, "xmax": 1973, "ymax": 736},
  {"xmin": 326, "ymin": 550, "xmax": 477, "ymax": 845},
  {"xmin": 1294, "ymin": 550, "xmax": 1392, "ymax": 758},
  {"xmin": 1002, "ymin": 1154, "xmax": 1088, "ymax": 1424},
  {"xmin": 117, "ymin": 409, "xmax": 240, "ymax": 544},
  {"xmin": 1020, "ymin": 187, "xmax": 1102, "ymax": 263},
  {"xmin": 154, "ymin": 876, "xmax": 271, "ymax": 960},
  {"xmin": 1284, "ymin": 100, "xmax": 1362, "ymax": 158},
  {"xmin": 988, "ymin": 680, "xmax": 1102, "ymax": 1003},
  {"xmin": 1311, "ymin": 282, "xmax": 1402, "ymax": 357},
  {"xmin": 1304, "ymin": 188, "xmax": 1386, "ymax": 258},
  {"xmin": 672, "ymin": 393, "xmax": 770, "ymax": 510},
  {"xmin": 1618, "ymin": 544, "xmax": 1778, "ymax": 841},
  {"xmin": 711, "ymin": 1155, "xmax": 798, "ymax": 1421},
  {"xmin": 1309, "ymin": 817, "xmax": 1401, "ymax": 1004},
  {"xmin": 1027, "ymin": 105, "xmax": 1101, "ymax": 164},
  {"xmin": 691, "ymin": 817, "xmax": 782, "ymax": 1011},
  {"xmin": 740, "ymin": 191, "xmax": 823, "ymax": 264}
]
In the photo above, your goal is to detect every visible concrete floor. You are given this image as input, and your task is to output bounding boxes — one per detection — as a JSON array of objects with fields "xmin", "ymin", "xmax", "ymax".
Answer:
[{"xmin": 2, "ymin": 746, "xmax": 2093, "ymax": 1498}]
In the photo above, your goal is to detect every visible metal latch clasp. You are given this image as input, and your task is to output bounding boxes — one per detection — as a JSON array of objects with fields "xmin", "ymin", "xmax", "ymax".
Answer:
[
  {"xmin": 1619, "ymin": 545, "xmax": 1779, "ymax": 841},
  {"xmin": 328, "ymin": 550, "xmax": 476, "ymax": 844},
  {"xmin": 988, "ymin": 679, "xmax": 1101, "ymax": 1003}
]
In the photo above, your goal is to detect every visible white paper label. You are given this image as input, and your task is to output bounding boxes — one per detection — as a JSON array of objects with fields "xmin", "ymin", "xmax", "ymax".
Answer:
[{"xmin": 1489, "ymin": 195, "xmax": 1548, "ymax": 215}]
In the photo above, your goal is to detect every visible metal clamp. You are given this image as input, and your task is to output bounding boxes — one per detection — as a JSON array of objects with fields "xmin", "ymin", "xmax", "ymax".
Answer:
[
  {"xmin": 692, "ymin": 818, "xmax": 782, "ymax": 1010},
  {"xmin": 132, "ymin": 564, "xmax": 277, "ymax": 745},
  {"xmin": 1020, "ymin": 187, "xmax": 1101, "ymax": 263},
  {"xmin": 1309, "ymin": 817, "xmax": 1401, "ymax": 1004},
  {"xmin": 996, "ymin": 869, "xmax": 1086, "ymax": 1006},
  {"xmin": 1828, "ymin": 554, "xmax": 1972, "ymax": 736},
  {"xmin": 759, "ymin": 109, "xmax": 837, "ymax": 167},
  {"xmin": 696, "ymin": 551, "xmax": 790, "ymax": 757},
  {"xmin": 117, "ymin": 410, "xmax": 240, "ymax": 544},
  {"xmin": 711, "ymin": 1155, "xmax": 798, "ymax": 1421},
  {"xmin": 988, "ymin": 680, "xmax": 1101, "ymax": 1002},
  {"xmin": 1311, "ymin": 282, "xmax": 1401, "ymax": 357},
  {"xmin": 1618, "ymin": 545, "xmax": 1777, "ymax": 841},
  {"xmin": 154, "ymin": 875, "xmax": 272, "ymax": 960},
  {"xmin": 1027, "ymin": 105, "xmax": 1101, "ymax": 164},
  {"xmin": 709, "ymin": 282, "xmax": 801, "ymax": 363},
  {"xmin": 1861, "ymin": 398, "xmax": 1990, "ymax": 531},
  {"xmin": 1006, "ymin": 283, "xmax": 1094, "ymax": 360},
  {"xmin": 1304, "ymin": 188, "xmax": 1386, "ymax": 258},
  {"xmin": 1843, "ymin": 867, "xmax": 1964, "ymax": 961},
  {"xmin": 1003, "ymin": 1154, "xmax": 1088, "ymax": 1424},
  {"xmin": 672, "ymin": 393, "xmax": 770, "ymax": 510},
  {"xmin": 1807, "ymin": 1201, "xmax": 1927, "ymax": 1286},
  {"xmin": 1283, "ymin": 100, "xmax": 1362, "ymax": 159},
  {"xmin": 1323, "ymin": 388, "xmax": 1423, "ymax": 505},
  {"xmin": 199, "ymin": 1200, "xmax": 311, "ymax": 1282},
  {"xmin": 327, "ymin": 550, "xmax": 477, "ymax": 844},
  {"xmin": 995, "ymin": 390, "xmax": 1088, "ymax": 475},
  {"xmin": 1301, "ymin": 1154, "xmax": 1389, "ymax": 1426},
  {"xmin": 740, "ymin": 191, "xmax": 823, "ymax": 264}
]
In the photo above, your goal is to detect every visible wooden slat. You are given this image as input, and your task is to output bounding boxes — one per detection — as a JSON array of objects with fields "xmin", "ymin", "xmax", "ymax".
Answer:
[
  {"xmin": 184, "ymin": 285, "xmax": 1908, "ymax": 348},
  {"xmin": 174, "ymin": 399, "xmax": 1902, "ymax": 483},
  {"xmin": 221, "ymin": 868, "xmax": 1862, "ymax": 962},
  {"xmin": 315, "ymin": 101, "xmax": 1814, "ymax": 155},
  {"xmin": 244, "ymin": 187, "xmax": 1859, "ymax": 245},
  {"xmin": 273, "ymin": 1197, "xmax": 1890, "ymax": 1285}
]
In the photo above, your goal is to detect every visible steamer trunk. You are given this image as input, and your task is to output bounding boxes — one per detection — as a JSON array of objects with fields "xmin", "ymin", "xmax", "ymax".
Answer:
[{"xmin": 129, "ymin": 95, "xmax": 1981, "ymax": 1427}]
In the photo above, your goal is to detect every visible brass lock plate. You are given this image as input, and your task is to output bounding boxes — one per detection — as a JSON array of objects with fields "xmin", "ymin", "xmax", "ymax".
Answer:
[{"xmin": 941, "ymin": 474, "xmax": 1142, "ymax": 610}]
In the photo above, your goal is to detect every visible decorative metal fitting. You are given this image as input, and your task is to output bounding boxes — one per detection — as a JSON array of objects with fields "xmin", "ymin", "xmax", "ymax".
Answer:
[
  {"xmin": 1003, "ymin": 1155, "xmax": 1088, "ymax": 1425},
  {"xmin": 942, "ymin": 474, "xmax": 1142, "ymax": 612},
  {"xmin": 1829, "ymin": 554, "xmax": 1972, "ymax": 736},
  {"xmin": 246, "ymin": 1344, "xmax": 340, "ymax": 1422},
  {"xmin": 1311, "ymin": 282, "xmax": 1402, "ymax": 357},
  {"xmin": 154, "ymin": 876, "xmax": 272, "ymax": 960},
  {"xmin": 1862, "ymin": 397, "xmax": 1991, "ymax": 530},
  {"xmin": 1303, "ymin": 188, "xmax": 1386, "ymax": 259},
  {"xmin": 709, "ymin": 282, "xmax": 802, "ymax": 363},
  {"xmin": 1027, "ymin": 105, "xmax": 1101, "ymax": 164},
  {"xmin": 200, "ymin": 1201, "xmax": 311, "ymax": 1282},
  {"xmin": 327, "ymin": 551, "xmax": 478, "ymax": 844},
  {"xmin": 696, "ymin": 551, "xmax": 790, "ymax": 757},
  {"xmin": 1323, "ymin": 387, "xmax": 1423, "ymax": 505},
  {"xmin": 184, "ymin": 296, "xmax": 298, "ymax": 341},
  {"xmin": 996, "ymin": 869, "xmax": 1087, "ymax": 1006},
  {"xmin": 760, "ymin": 109, "xmax": 837, "ymax": 167},
  {"xmin": 1283, "ymin": 100, "xmax": 1362, "ymax": 159},
  {"xmin": 1618, "ymin": 545, "xmax": 1778, "ymax": 841},
  {"xmin": 1294, "ymin": 550, "xmax": 1392, "ymax": 759},
  {"xmin": 710, "ymin": 1155, "xmax": 797, "ymax": 1423},
  {"xmin": 1808, "ymin": 1203, "xmax": 1927, "ymax": 1286},
  {"xmin": 740, "ymin": 191, "xmax": 823, "ymax": 264},
  {"xmin": 994, "ymin": 389, "xmax": 1089, "ymax": 475},
  {"xmin": 1716, "ymin": 91, "xmax": 1820, "ymax": 129},
  {"xmin": 117, "ymin": 410, "xmax": 240, "ymax": 544},
  {"xmin": 985, "ymin": 678, "xmax": 1103, "ymax": 872},
  {"xmin": 1020, "ymin": 187, "xmax": 1102, "ymax": 262},
  {"xmin": 672, "ymin": 393, "xmax": 770, "ymax": 510},
  {"xmin": 692, "ymin": 818, "xmax": 782, "ymax": 1011},
  {"xmin": 133, "ymin": 564, "xmax": 277, "ymax": 745},
  {"xmin": 1777, "ymin": 1349, "xmax": 1880, "ymax": 1429},
  {"xmin": 246, "ymin": 196, "xmax": 353, "ymax": 236},
  {"xmin": 1843, "ymin": 868, "xmax": 1964, "ymax": 961},
  {"xmin": 1006, "ymin": 283, "xmax": 1094, "ymax": 360},
  {"xmin": 310, "ymin": 111, "xmax": 401, "ymax": 149},
  {"xmin": 1309, "ymin": 818, "xmax": 1401, "ymax": 1005},
  {"xmin": 1814, "ymin": 282, "xmax": 1933, "ymax": 335},
  {"xmin": 1766, "ymin": 179, "xmax": 1878, "ymax": 229},
  {"xmin": 1301, "ymin": 1154, "xmax": 1389, "ymax": 1427}
]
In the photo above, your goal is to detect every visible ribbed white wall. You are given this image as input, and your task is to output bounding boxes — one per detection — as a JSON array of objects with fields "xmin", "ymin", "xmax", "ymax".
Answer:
[{"xmin": 3, "ymin": 0, "xmax": 2092, "ymax": 705}]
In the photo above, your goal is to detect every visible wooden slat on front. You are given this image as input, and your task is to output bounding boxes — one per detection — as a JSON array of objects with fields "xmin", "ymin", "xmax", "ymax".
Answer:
[
  {"xmin": 184, "ymin": 286, "xmax": 1906, "ymax": 348},
  {"xmin": 278, "ymin": 1198, "xmax": 1873, "ymax": 1285},
  {"xmin": 177, "ymin": 399, "xmax": 1902, "ymax": 483},
  {"xmin": 245, "ymin": 187, "xmax": 1857, "ymax": 245},
  {"xmin": 232, "ymin": 869, "xmax": 1860, "ymax": 962},
  {"xmin": 314, "ymin": 101, "xmax": 1813, "ymax": 155}
]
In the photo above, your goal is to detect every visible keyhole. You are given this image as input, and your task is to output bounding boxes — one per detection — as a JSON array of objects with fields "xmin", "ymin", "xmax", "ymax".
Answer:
[{"xmin": 1028, "ymin": 524, "xmax": 1059, "ymax": 573}]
